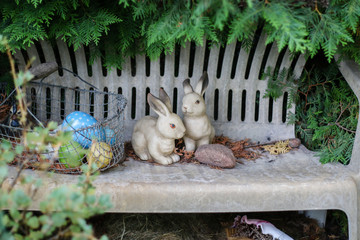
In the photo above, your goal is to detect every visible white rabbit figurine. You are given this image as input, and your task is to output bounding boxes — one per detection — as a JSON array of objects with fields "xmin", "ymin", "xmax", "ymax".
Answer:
[
  {"xmin": 132, "ymin": 88, "xmax": 186, "ymax": 165},
  {"xmin": 182, "ymin": 71, "xmax": 215, "ymax": 151}
]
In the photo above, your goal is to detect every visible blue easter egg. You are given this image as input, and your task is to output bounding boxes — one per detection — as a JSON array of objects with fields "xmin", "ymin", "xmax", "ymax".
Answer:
[
  {"xmin": 104, "ymin": 127, "xmax": 116, "ymax": 145},
  {"xmin": 60, "ymin": 111, "xmax": 105, "ymax": 148}
]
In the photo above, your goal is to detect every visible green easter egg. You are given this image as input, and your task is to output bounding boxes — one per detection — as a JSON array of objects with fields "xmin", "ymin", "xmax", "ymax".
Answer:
[{"xmin": 58, "ymin": 140, "xmax": 85, "ymax": 168}]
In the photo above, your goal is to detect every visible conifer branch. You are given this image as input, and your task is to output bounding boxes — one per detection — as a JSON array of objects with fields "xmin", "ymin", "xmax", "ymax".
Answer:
[{"xmin": 0, "ymin": 0, "xmax": 359, "ymax": 68}]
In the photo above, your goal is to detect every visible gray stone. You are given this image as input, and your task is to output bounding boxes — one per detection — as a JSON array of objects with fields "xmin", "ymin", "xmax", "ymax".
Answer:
[
  {"xmin": 195, "ymin": 144, "xmax": 236, "ymax": 168},
  {"xmin": 289, "ymin": 138, "xmax": 301, "ymax": 148}
]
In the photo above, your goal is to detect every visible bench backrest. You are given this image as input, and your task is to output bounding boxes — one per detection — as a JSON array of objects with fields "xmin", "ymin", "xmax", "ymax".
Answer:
[{"xmin": 15, "ymin": 32, "xmax": 306, "ymax": 142}]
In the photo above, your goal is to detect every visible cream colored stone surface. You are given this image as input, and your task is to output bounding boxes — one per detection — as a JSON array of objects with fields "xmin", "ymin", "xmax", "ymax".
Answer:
[{"xmin": 5, "ymin": 146, "xmax": 358, "ymax": 238}]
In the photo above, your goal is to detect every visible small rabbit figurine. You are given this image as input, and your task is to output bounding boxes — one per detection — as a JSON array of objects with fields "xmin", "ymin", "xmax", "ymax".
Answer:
[
  {"xmin": 132, "ymin": 88, "xmax": 186, "ymax": 165},
  {"xmin": 182, "ymin": 71, "xmax": 215, "ymax": 151}
]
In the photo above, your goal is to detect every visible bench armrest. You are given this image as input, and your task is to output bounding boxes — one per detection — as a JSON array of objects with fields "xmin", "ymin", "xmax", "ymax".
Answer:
[{"xmin": 336, "ymin": 56, "xmax": 360, "ymax": 172}]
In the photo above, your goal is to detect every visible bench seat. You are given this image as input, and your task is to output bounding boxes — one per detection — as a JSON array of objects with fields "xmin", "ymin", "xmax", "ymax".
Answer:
[{"xmin": 7, "ymin": 146, "xmax": 357, "ymax": 236}]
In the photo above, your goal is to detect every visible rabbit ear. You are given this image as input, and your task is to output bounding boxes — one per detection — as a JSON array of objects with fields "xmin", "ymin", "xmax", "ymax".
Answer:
[
  {"xmin": 195, "ymin": 71, "xmax": 209, "ymax": 96},
  {"xmin": 183, "ymin": 79, "xmax": 194, "ymax": 94},
  {"xmin": 159, "ymin": 88, "xmax": 172, "ymax": 113},
  {"xmin": 147, "ymin": 93, "xmax": 170, "ymax": 117}
]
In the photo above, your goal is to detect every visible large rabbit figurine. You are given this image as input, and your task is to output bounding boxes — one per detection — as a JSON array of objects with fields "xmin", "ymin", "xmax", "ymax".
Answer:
[
  {"xmin": 182, "ymin": 71, "xmax": 215, "ymax": 151},
  {"xmin": 131, "ymin": 88, "xmax": 186, "ymax": 165}
]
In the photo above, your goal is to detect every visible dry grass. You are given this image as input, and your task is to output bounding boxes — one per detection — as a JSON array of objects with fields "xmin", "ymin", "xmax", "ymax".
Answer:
[
  {"xmin": 89, "ymin": 213, "xmax": 228, "ymax": 240},
  {"xmin": 89, "ymin": 211, "xmax": 347, "ymax": 240}
]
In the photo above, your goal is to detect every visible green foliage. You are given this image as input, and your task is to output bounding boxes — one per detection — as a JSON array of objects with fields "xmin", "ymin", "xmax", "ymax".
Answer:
[
  {"xmin": 332, "ymin": 210, "xmax": 348, "ymax": 237},
  {"xmin": 307, "ymin": 12, "xmax": 354, "ymax": 61},
  {"xmin": 296, "ymin": 77, "xmax": 357, "ymax": 164},
  {"xmin": 264, "ymin": 59, "xmax": 358, "ymax": 165},
  {"xmin": 263, "ymin": 67, "xmax": 295, "ymax": 100},
  {"xmin": 0, "ymin": 39, "xmax": 111, "ymax": 239},
  {"xmin": 227, "ymin": 1, "xmax": 263, "ymax": 45},
  {"xmin": 263, "ymin": 2, "xmax": 309, "ymax": 53},
  {"xmin": 0, "ymin": 0, "xmax": 360, "ymax": 69}
]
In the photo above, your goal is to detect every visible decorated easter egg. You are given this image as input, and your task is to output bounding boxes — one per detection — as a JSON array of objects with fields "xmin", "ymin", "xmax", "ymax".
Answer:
[
  {"xmin": 104, "ymin": 127, "xmax": 116, "ymax": 145},
  {"xmin": 60, "ymin": 111, "xmax": 105, "ymax": 148},
  {"xmin": 88, "ymin": 141, "xmax": 113, "ymax": 169},
  {"xmin": 58, "ymin": 140, "xmax": 86, "ymax": 168}
]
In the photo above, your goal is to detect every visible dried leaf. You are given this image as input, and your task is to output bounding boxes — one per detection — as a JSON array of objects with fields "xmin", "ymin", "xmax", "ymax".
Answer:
[
  {"xmin": 125, "ymin": 136, "xmax": 260, "ymax": 167},
  {"xmin": 262, "ymin": 140, "xmax": 291, "ymax": 155}
]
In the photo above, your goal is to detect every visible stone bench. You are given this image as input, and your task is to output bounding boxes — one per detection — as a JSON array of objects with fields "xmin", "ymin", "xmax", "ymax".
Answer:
[{"xmin": 10, "ymin": 31, "xmax": 360, "ymax": 239}]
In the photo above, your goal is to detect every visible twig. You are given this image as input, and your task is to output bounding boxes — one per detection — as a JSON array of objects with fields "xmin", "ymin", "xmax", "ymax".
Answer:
[
  {"xmin": 0, "ymin": 177, "xmax": 7, "ymax": 189},
  {"xmin": 314, "ymin": 0, "xmax": 322, "ymax": 17},
  {"xmin": 6, "ymin": 46, "xmax": 28, "ymax": 127},
  {"xmin": 298, "ymin": 80, "xmax": 329, "ymax": 111},
  {"xmin": 120, "ymin": 215, "xmax": 127, "ymax": 240},
  {"xmin": 8, "ymin": 162, "xmax": 25, "ymax": 193},
  {"xmin": 6, "ymin": 48, "xmax": 17, "ymax": 81},
  {"xmin": 331, "ymin": 102, "xmax": 356, "ymax": 133},
  {"xmin": 335, "ymin": 102, "xmax": 350, "ymax": 123},
  {"xmin": 244, "ymin": 138, "xmax": 298, "ymax": 149},
  {"xmin": 335, "ymin": 122, "xmax": 356, "ymax": 134}
]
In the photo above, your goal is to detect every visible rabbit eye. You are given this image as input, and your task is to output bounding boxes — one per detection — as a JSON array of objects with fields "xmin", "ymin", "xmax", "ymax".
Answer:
[
  {"xmin": 170, "ymin": 123, "xmax": 176, "ymax": 129},
  {"xmin": 195, "ymin": 100, "xmax": 200, "ymax": 104}
]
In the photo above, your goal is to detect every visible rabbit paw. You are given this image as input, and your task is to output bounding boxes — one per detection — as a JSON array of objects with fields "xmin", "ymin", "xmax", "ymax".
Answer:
[
  {"xmin": 155, "ymin": 155, "xmax": 180, "ymax": 165},
  {"xmin": 138, "ymin": 152, "xmax": 151, "ymax": 161},
  {"xmin": 157, "ymin": 156, "xmax": 174, "ymax": 165},
  {"xmin": 170, "ymin": 153, "xmax": 180, "ymax": 163}
]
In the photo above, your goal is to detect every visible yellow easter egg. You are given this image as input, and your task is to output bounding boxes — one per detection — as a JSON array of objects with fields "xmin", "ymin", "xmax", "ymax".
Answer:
[{"xmin": 88, "ymin": 141, "xmax": 113, "ymax": 169}]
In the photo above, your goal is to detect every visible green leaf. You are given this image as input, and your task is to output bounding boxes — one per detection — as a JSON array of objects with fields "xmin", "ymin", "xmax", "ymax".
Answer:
[
  {"xmin": 308, "ymin": 13, "xmax": 354, "ymax": 61},
  {"xmin": 13, "ymin": 190, "xmax": 31, "ymax": 207},
  {"xmin": 227, "ymin": 2, "xmax": 262, "ymax": 44},
  {"xmin": 0, "ymin": 166, "xmax": 8, "ymax": 180},
  {"xmin": 28, "ymin": 231, "xmax": 44, "ymax": 240},
  {"xmin": 28, "ymin": 0, "xmax": 43, "ymax": 8},
  {"xmin": 51, "ymin": 212, "xmax": 67, "ymax": 227},
  {"xmin": 46, "ymin": 121, "xmax": 58, "ymax": 130},
  {"xmin": 9, "ymin": 208, "xmax": 21, "ymax": 221},
  {"xmin": 2, "ymin": 213, "xmax": 10, "ymax": 226},
  {"xmin": 14, "ymin": 145, "xmax": 23, "ymax": 155},
  {"xmin": 27, "ymin": 217, "xmax": 39, "ymax": 229},
  {"xmin": 263, "ymin": 2, "xmax": 309, "ymax": 52},
  {"xmin": 100, "ymin": 235, "xmax": 109, "ymax": 240},
  {"xmin": 1, "ymin": 151, "xmax": 15, "ymax": 163},
  {"xmin": 341, "ymin": 0, "xmax": 360, "ymax": 33}
]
